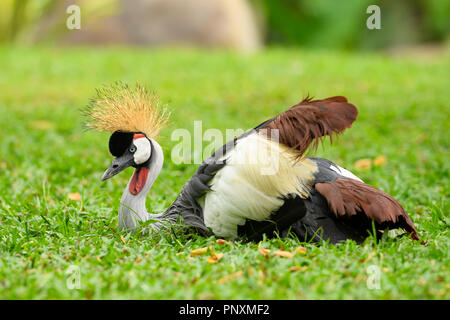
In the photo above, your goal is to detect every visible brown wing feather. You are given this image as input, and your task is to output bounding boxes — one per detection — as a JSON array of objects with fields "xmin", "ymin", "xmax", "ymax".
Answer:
[
  {"xmin": 261, "ymin": 96, "xmax": 358, "ymax": 156},
  {"xmin": 315, "ymin": 178, "xmax": 419, "ymax": 240}
]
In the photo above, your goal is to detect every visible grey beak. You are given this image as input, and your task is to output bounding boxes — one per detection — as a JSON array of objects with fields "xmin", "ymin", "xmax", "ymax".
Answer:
[{"xmin": 101, "ymin": 153, "xmax": 134, "ymax": 181}]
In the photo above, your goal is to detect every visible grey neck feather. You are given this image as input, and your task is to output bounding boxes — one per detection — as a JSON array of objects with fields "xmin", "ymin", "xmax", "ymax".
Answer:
[{"xmin": 118, "ymin": 139, "xmax": 165, "ymax": 232}]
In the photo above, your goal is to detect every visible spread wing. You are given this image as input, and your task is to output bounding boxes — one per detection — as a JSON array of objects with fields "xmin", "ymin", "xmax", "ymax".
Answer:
[{"xmin": 261, "ymin": 96, "xmax": 358, "ymax": 156}]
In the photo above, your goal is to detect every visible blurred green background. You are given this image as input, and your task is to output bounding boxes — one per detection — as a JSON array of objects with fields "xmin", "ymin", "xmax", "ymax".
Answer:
[
  {"xmin": 253, "ymin": 0, "xmax": 449, "ymax": 49},
  {"xmin": 1, "ymin": 0, "xmax": 449, "ymax": 50}
]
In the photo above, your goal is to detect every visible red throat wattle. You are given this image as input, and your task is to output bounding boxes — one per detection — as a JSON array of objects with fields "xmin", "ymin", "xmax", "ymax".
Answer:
[{"xmin": 129, "ymin": 167, "xmax": 150, "ymax": 195}]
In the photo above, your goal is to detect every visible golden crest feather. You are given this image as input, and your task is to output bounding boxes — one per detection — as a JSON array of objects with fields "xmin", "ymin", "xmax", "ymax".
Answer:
[{"xmin": 84, "ymin": 82, "xmax": 170, "ymax": 140}]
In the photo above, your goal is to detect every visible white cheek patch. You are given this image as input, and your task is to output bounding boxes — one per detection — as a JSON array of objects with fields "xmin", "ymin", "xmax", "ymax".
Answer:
[{"xmin": 133, "ymin": 138, "xmax": 151, "ymax": 165}]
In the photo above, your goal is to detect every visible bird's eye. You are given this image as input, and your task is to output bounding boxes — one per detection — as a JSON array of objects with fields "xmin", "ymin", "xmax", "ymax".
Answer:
[{"xmin": 129, "ymin": 146, "xmax": 136, "ymax": 153}]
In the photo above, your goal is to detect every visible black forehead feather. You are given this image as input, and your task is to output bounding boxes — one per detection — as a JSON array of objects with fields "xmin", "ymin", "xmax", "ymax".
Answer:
[{"xmin": 109, "ymin": 131, "xmax": 134, "ymax": 157}]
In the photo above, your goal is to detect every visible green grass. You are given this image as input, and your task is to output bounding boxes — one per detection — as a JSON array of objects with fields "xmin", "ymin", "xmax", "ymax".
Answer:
[{"xmin": 0, "ymin": 46, "xmax": 448, "ymax": 299}]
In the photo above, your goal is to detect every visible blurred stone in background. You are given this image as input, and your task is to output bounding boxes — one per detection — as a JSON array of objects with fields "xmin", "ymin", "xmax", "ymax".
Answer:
[
  {"xmin": 20, "ymin": 0, "xmax": 262, "ymax": 51},
  {"xmin": 119, "ymin": 0, "xmax": 262, "ymax": 51}
]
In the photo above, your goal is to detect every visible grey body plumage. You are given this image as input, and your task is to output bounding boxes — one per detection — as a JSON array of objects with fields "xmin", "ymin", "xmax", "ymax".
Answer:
[{"xmin": 160, "ymin": 126, "xmax": 373, "ymax": 243}]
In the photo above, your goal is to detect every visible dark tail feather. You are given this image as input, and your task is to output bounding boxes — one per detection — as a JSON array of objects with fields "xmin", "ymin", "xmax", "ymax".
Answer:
[{"xmin": 315, "ymin": 178, "xmax": 419, "ymax": 241}]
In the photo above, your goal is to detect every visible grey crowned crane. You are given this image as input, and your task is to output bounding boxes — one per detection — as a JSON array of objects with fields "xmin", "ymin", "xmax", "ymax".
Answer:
[{"xmin": 85, "ymin": 84, "xmax": 419, "ymax": 244}]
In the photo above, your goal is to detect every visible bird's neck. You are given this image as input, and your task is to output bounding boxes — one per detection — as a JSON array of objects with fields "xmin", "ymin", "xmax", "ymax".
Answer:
[{"xmin": 118, "ymin": 139, "xmax": 164, "ymax": 232}]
